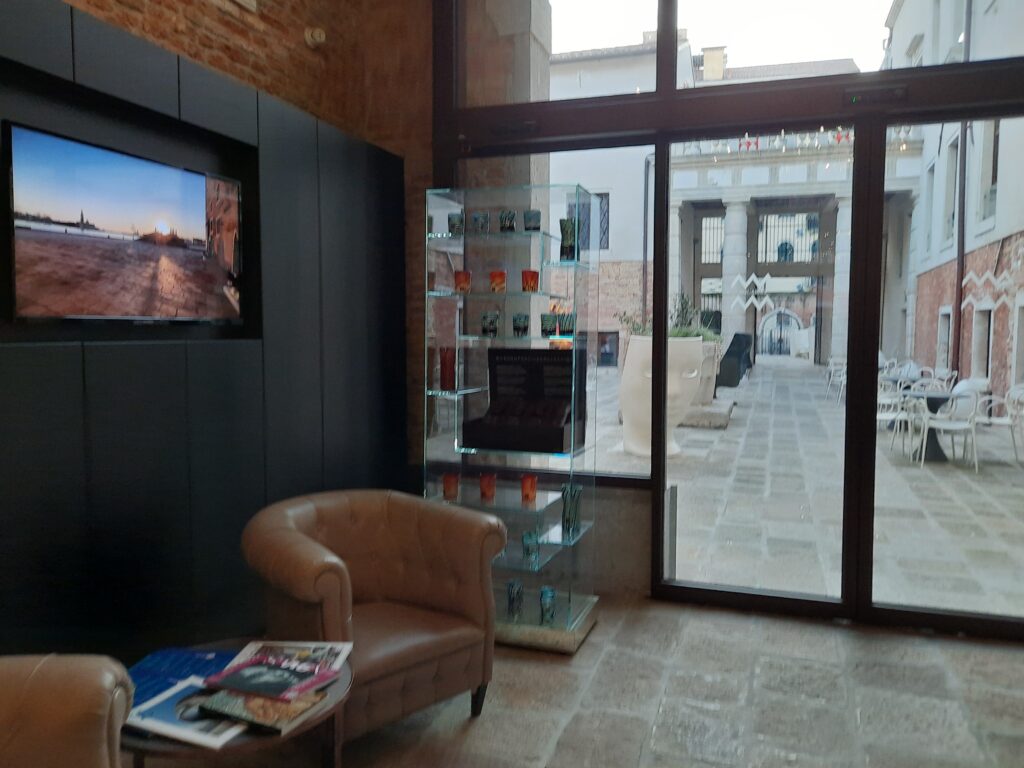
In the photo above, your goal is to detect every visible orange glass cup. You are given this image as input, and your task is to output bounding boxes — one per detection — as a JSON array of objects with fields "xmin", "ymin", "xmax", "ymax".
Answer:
[
  {"xmin": 521, "ymin": 474, "xmax": 538, "ymax": 503},
  {"xmin": 479, "ymin": 472, "xmax": 497, "ymax": 501},
  {"xmin": 454, "ymin": 270, "xmax": 472, "ymax": 293},
  {"xmin": 521, "ymin": 270, "xmax": 539, "ymax": 292},
  {"xmin": 442, "ymin": 472, "xmax": 460, "ymax": 501},
  {"xmin": 489, "ymin": 270, "xmax": 507, "ymax": 293}
]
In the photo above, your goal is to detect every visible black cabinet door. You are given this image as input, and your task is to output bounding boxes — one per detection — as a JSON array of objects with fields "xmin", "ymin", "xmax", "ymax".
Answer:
[
  {"xmin": 71, "ymin": 10, "xmax": 179, "ymax": 118},
  {"xmin": 0, "ymin": 343, "xmax": 88, "ymax": 653},
  {"xmin": 83, "ymin": 342, "xmax": 192, "ymax": 647},
  {"xmin": 179, "ymin": 58, "xmax": 258, "ymax": 146},
  {"xmin": 0, "ymin": 0, "xmax": 73, "ymax": 80},
  {"xmin": 258, "ymin": 94, "xmax": 323, "ymax": 501},
  {"xmin": 186, "ymin": 340, "xmax": 265, "ymax": 639}
]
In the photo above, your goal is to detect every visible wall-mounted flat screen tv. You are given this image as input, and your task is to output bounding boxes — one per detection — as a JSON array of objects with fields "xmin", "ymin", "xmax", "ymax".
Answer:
[{"xmin": 6, "ymin": 124, "xmax": 242, "ymax": 322}]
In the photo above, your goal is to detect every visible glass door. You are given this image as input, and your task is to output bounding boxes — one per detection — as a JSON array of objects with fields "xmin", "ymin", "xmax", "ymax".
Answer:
[
  {"xmin": 660, "ymin": 127, "xmax": 855, "ymax": 601},
  {"xmin": 872, "ymin": 114, "xmax": 1024, "ymax": 619}
]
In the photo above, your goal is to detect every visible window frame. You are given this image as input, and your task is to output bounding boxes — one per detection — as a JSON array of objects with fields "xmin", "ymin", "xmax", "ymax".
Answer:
[{"xmin": 433, "ymin": 0, "xmax": 1024, "ymax": 640}]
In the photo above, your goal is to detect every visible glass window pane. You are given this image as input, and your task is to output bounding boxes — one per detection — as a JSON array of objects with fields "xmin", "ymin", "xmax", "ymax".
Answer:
[
  {"xmin": 664, "ymin": 128, "xmax": 854, "ymax": 599},
  {"xmin": 674, "ymin": 1, "xmax": 1024, "ymax": 89},
  {"xmin": 460, "ymin": 0, "xmax": 658, "ymax": 107},
  {"xmin": 459, "ymin": 147, "xmax": 655, "ymax": 479},
  {"xmin": 874, "ymin": 115, "xmax": 1024, "ymax": 618}
]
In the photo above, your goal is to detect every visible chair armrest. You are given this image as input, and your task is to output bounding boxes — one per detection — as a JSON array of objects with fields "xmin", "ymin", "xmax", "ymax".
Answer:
[
  {"xmin": 384, "ymin": 491, "xmax": 507, "ymax": 629},
  {"xmin": 242, "ymin": 502, "xmax": 354, "ymax": 641},
  {"xmin": 0, "ymin": 655, "xmax": 131, "ymax": 768}
]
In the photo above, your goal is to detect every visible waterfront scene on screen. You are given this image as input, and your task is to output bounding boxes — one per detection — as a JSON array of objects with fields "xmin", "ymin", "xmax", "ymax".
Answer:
[{"xmin": 10, "ymin": 126, "xmax": 241, "ymax": 320}]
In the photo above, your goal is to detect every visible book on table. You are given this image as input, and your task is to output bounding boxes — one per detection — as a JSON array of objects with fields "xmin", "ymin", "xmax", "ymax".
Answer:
[
  {"xmin": 204, "ymin": 654, "xmax": 341, "ymax": 702},
  {"xmin": 225, "ymin": 640, "xmax": 353, "ymax": 672},
  {"xmin": 199, "ymin": 688, "xmax": 329, "ymax": 736},
  {"xmin": 126, "ymin": 676, "xmax": 247, "ymax": 750}
]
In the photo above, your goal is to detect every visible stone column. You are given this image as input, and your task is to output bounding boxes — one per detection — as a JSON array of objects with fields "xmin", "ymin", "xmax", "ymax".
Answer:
[
  {"xmin": 831, "ymin": 197, "xmax": 852, "ymax": 359},
  {"xmin": 721, "ymin": 200, "xmax": 749, "ymax": 347}
]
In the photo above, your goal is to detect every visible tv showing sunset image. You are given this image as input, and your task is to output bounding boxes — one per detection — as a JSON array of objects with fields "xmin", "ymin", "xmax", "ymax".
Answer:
[{"xmin": 9, "ymin": 125, "xmax": 242, "ymax": 321}]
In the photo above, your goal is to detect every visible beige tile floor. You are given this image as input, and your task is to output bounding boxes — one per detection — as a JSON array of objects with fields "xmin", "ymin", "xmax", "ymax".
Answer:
[{"xmin": 131, "ymin": 599, "xmax": 1024, "ymax": 768}]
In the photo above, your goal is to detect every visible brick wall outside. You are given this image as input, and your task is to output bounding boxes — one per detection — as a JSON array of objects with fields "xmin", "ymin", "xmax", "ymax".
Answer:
[
  {"xmin": 67, "ymin": 0, "xmax": 433, "ymax": 459},
  {"xmin": 913, "ymin": 229, "xmax": 1024, "ymax": 395}
]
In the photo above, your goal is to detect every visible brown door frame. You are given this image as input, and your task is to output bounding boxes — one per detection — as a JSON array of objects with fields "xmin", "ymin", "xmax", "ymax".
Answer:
[{"xmin": 434, "ymin": 0, "xmax": 1024, "ymax": 640}]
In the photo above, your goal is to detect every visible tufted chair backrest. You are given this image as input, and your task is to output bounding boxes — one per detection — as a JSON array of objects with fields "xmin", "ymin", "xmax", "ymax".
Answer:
[{"xmin": 283, "ymin": 489, "xmax": 504, "ymax": 629}]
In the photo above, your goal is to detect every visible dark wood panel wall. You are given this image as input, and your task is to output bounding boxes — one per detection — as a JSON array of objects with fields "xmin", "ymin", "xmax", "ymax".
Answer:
[{"xmin": 0, "ymin": 2, "xmax": 406, "ymax": 659}]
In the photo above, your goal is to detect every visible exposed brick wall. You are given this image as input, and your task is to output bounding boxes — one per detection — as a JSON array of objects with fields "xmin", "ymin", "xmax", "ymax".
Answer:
[
  {"xmin": 66, "ymin": 0, "xmax": 432, "ymax": 461},
  {"xmin": 914, "ymin": 230, "xmax": 1024, "ymax": 395}
]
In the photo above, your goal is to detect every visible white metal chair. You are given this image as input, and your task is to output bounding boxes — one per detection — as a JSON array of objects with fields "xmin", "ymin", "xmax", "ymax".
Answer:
[
  {"xmin": 976, "ymin": 391, "xmax": 1021, "ymax": 464},
  {"xmin": 924, "ymin": 389, "xmax": 980, "ymax": 473},
  {"xmin": 830, "ymin": 362, "xmax": 848, "ymax": 403},
  {"xmin": 825, "ymin": 356, "xmax": 846, "ymax": 398},
  {"xmin": 934, "ymin": 369, "xmax": 958, "ymax": 391}
]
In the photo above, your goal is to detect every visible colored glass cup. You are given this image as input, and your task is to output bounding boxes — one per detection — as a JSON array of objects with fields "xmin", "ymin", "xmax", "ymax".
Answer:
[
  {"xmin": 521, "ymin": 474, "xmax": 538, "ymax": 503},
  {"xmin": 442, "ymin": 472, "xmax": 459, "ymax": 501},
  {"xmin": 479, "ymin": 472, "xmax": 497, "ymax": 501},
  {"xmin": 521, "ymin": 269, "xmax": 539, "ymax": 292}
]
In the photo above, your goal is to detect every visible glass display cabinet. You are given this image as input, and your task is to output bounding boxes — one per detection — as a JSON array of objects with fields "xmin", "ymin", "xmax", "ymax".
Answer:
[{"xmin": 424, "ymin": 184, "xmax": 599, "ymax": 653}]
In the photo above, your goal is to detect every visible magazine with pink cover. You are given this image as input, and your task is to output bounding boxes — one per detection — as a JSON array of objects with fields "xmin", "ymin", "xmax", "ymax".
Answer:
[{"xmin": 205, "ymin": 655, "xmax": 340, "ymax": 702}]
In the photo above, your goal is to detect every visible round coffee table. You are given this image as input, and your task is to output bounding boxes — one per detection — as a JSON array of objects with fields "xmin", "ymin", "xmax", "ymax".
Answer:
[{"xmin": 122, "ymin": 660, "xmax": 353, "ymax": 768}]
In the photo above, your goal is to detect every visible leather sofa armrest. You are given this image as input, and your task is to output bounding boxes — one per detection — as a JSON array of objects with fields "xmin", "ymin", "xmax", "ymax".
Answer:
[
  {"xmin": 242, "ymin": 509, "xmax": 354, "ymax": 641},
  {"xmin": 0, "ymin": 654, "xmax": 132, "ymax": 768}
]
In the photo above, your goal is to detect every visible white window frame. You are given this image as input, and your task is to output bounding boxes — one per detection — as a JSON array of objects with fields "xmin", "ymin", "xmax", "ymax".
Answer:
[
  {"xmin": 936, "ymin": 306, "xmax": 953, "ymax": 371},
  {"xmin": 971, "ymin": 303, "xmax": 995, "ymax": 380}
]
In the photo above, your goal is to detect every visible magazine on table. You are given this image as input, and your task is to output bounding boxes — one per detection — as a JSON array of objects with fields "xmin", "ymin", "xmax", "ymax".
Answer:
[
  {"xmin": 126, "ymin": 676, "xmax": 246, "ymax": 749},
  {"xmin": 200, "ymin": 688, "xmax": 329, "ymax": 736},
  {"xmin": 205, "ymin": 655, "xmax": 340, "ymax": 702},
  {"xmin": 225, "ymin": 640, "xmax": 353, "ymax": 672}
]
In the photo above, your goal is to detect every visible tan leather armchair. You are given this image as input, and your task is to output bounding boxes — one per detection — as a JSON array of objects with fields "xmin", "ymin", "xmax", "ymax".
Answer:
[
  {"xmin": 242, "ymin": 489, "xmax": 507, "ymax": 741},
  {"xmin": 0, "ymin": 654, "xmax": 133, "ymax": 768}
]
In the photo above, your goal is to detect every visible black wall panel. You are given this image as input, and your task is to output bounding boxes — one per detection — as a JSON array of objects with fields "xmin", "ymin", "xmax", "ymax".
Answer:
[
  {"xmin": 0, "ymin": 0, "xmax": 73, "ymax": 80},
  {"xmin": 259, "ymin": 95, "xmax": 324, "ymax": 501},
  {"xmin": 319, "ymin": 125, "xmax": 370, "ymax": 489},
  {"xmin": 179, "ymin": 58, "xmax": 258, "ymax": 146},
  {"xmin": 365, "ymin": 146, "xmax": 408, "ymax": 489},
  {"xmin": 0, "ymin": 18, "xmax": 407, "ymax": 657},
  {"xmin": 186, "ymin": 340, "xmax": 265, "ymax": 639},
  {"xmin": 319, "ymin": 125, "xmax": 407, "ymax": 490},
  {"xmin": 84, "ymin": 343, "xmax": 192, "ymax": 647},
  {"xmin": 0, "ymin": 343, "xmax": 88, "ymax": 652},
  {"xmin": 71, "ymin": 10, "xmax": 179, "ymax": 118}
]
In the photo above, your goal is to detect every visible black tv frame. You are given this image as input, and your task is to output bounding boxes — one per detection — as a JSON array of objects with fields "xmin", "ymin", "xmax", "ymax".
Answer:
[
  {"xmin": 2, "ymin": 119, "xmax": 247, "ymax": 326},
  {"xmin": 0, "ymin": 55, "xmax": 261, "ymax": 342}
]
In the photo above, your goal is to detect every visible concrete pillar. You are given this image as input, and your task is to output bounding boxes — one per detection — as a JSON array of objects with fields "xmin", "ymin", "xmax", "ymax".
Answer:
[
  {"xmin": 721, "ymin": 200, "xmax": 749, "ymax": 347},
  {"xmin": 831, "ymin": 197, "xmax": 852, "ymax": 359}
]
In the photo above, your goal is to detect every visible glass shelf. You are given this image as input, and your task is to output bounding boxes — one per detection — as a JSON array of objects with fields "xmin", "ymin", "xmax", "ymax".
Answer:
[
  {"xmin": 433, "ymin": 485, "xmax": 562, "ymax": 518},
  {"xmin": 492, "ymin": 586, "xmax": 598, "ymax": 632},
  {"xmin": 458, "ymin": 334, "xmax": 575, "ymax": 347},
  {"xmin": 428, "ymin": 231, "xmax": 559, "ymax": 243},
  {"xmin": 493, "ymin": 543, "xmax": 562, "ymax": 573},
  {"xmin": 538, "ymin": 520, "xmax": 593, "ymax": 547},
  {"xmin": 542, "ymin": 259, "xmax": 595, "ymax": 271},
  {"xmin": 456, "ymin": 443, "xmax": 586, "ymax": 459},
  {"xmin": 425, "ymin": 386, "xmax": 488, "ymax": 398},
  {"xmin": 427, "ymin": 290, "xmax": 568, "ymax": 300}
]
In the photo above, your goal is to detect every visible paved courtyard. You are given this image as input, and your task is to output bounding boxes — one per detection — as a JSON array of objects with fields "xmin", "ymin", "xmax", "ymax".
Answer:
[{"xmin": 595, "ymin": 356, "xmax": 1024, "ymax": 617}]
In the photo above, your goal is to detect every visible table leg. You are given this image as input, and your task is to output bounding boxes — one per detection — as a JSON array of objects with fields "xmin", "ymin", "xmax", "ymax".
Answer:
[{"xmin": 320, "ymin": 711, "xmax": 343, "ymax": 768}]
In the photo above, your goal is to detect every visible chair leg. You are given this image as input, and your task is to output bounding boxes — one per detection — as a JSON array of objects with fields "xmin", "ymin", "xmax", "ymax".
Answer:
[
  {"xmin": 1011, "ymin": 426, "xmax": 1020, "ymax": 464},
  {"xmin": 471, "ymin": 684, "xmax": 488, "ymax": 717},
  {"xmin": 972, "ymin": 427, "xmax": 979, "ymax": 474}
]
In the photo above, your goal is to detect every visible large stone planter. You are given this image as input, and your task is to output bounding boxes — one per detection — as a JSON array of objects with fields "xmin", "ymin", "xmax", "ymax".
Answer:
[
  {"xmin": 621, "ymin": 335, "xmax": 702, "ymax": 457},
  {"xmin": 695, "ymin": 341, "xmax": 722, "ymax": 406}
]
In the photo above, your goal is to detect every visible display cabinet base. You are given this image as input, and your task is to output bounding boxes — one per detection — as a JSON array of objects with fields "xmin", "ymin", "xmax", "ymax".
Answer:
[{"xmin": 495, "ymin": 594, "xmax": 598, "ymax": 654}]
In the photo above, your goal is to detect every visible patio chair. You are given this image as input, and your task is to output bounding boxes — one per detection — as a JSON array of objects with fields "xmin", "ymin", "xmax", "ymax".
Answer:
[
  {"xmin": 924, "ymin": 389, "xmax": 980, "ymax": 473},
  {"xmin": 934, "ymin": 369, "xmax": 958, "ymax": 391},
  {"xmin": 884, "ymin": 379, "xmax": 919, "ymax": 454},
  {"xmin": 976, "ymin": 392, "xmax": 1021, "ymax": 464},
  {"xmin": 877, "ymin": 376, "xmax": 904, "ymax": 429},
  {"xmin": 919, "ymin": 366, "xmax": 936, "ymax": 379},
  {"xmin": 825, "ymin": 356, "xmax": 846, "ymax": 397},
  {"xmin": 829, "ymin": 362, "xmax": 848, "ymax": 403}
]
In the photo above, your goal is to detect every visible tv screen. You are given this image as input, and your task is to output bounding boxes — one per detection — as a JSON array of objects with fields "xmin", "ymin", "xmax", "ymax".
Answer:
[{"xmin": 7, "ymin": 124, "xmax": 242, "ymax": 322}]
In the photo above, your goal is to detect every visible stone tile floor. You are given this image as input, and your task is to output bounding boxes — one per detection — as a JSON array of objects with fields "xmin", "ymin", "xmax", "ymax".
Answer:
[
  {"xmin": 594, "ymin": 357, "xmax": 1024, "ymax": 618},
  {"xmin": 131, "ymin": 599, "xmax": 1024, "ymax": 767}
]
